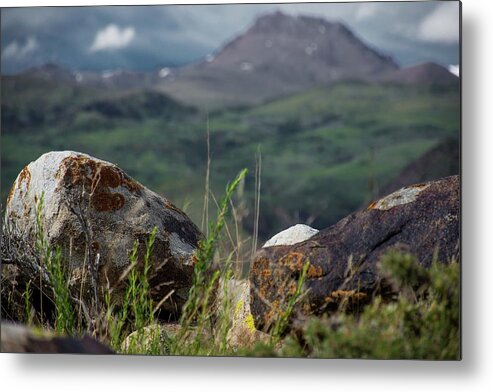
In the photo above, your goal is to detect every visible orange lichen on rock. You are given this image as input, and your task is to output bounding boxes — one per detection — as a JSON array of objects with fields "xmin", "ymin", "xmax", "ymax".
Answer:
[
  {"xmin": 279, "ymin": 251, "xmax": 305, "ymax": 272},
  {"xmin": 18, "ymin": 166, "xmax": 31, "ymax": 187},
  {"xmin": 251, "ymin": 256, "xmax": 268, "ymax": 273},
  {"xmin": 91, "ymin": 164, "xmax": 121, "ymax": 188},
  {"xmin": 307, "ymin": 264, "xmax": 323, "ymax": 278},
  {"xmin": 287, "ymin": 280, "xmax": 297, "ymax": 295},
  {"xmin": 91, "ymin": 192, "xmax": 125, "ymax": 212},
  {"xmin": 6, "ymin": 182, "xmax": 16, "ymax": 207},
  {"xmin": 57, "ymin": 155, "xmax": 144, "ymax": 213},
  {"xmin": 259, "ymin": 276, "xmax": 274, "ymax": 300},
  {"xmin": 6, "ymin": 166, "xmax": 32, "ymax": 207},
  {"xmin": 251, "ymin": 256, "xmax": 274, "ymax": 300},
  {"xmin": 263, "ymin": 299, "xmax": 280, "ymax": 326}
]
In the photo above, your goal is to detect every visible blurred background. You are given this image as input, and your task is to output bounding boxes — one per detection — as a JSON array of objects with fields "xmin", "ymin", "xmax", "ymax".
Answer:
[{"xmin": 1, "ymin": 1, "xmax": 460, "ymax": 243}]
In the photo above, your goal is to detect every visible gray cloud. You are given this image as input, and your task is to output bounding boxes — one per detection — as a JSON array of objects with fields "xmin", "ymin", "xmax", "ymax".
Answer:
[{"xmin": 1, "ymin": 2, "xmax": 460, "ymax": 74}]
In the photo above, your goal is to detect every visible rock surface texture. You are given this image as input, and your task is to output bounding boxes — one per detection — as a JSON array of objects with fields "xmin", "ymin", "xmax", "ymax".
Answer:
[
  {"xmin": 250, "ymin": 176, "xmax": 460, "ymax": 332},
  {"xmin": 4, "ymin": 151, "xmax": 203, "ymax": 318}
]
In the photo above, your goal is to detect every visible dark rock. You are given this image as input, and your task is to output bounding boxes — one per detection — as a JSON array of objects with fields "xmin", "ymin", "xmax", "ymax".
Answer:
[
  {"xmin": 250, "ymin": 176, "xmax": 460, "ymax": 332},
  {"xmin": 1, "ymin": 322, "xmax": 113, "ymax": 354}
]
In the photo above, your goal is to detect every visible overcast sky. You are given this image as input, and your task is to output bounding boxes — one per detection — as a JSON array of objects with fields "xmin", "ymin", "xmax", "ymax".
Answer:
[{"xmin": 1, "ymin": 1, "xmax": 460, "ymax": 74}]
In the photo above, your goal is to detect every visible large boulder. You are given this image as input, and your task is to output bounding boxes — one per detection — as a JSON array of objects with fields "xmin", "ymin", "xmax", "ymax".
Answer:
[
  {"xmin": 250, "ymin": 175, "xmax": 460, "ymax": 332},
  {"xmin": 3, "ymin": 151, "xmax": 203, "ymax": 319}
]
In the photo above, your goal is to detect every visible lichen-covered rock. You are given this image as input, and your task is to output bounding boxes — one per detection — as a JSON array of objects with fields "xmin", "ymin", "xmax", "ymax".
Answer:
[
  {"xmin": 221, "ymin": 279, "xmax": 269, "ymax": 348},
  {"xmin": 1, "ymin": 322, "xmax": 113, "ymax": 353},
  {"xmin": 250, "ymin": 176, "xmax": 460, "ymax": 332},
  {"xmin": 4, "ymin": 151, "xmax": 203, "ymax": 318},
  {"xmin": 263, "ymin": 224, "xmax": 319, "ymax": 248}
]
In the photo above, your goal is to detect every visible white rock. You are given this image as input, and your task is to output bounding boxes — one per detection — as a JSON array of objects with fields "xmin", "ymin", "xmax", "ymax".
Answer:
[{"xmin": 263, "ymin": 224, "xmax": 319, "ymax": 248}]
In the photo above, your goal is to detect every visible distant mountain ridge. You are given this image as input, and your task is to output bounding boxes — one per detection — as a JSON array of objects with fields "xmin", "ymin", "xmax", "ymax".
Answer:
[
  {"xmin": 19, "ymin": 63, "xmax": 158, "ymax": 90},
  {"xmin": 11, "ymin": 12, "xmax": 458, "ymax": 109}
]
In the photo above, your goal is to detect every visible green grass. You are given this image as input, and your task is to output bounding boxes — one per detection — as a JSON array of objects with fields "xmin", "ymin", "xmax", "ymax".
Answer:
[
  {"xmin": 167, "ymin": 169, "xmax": 247, "ymax": 356},
  {"xmin": 34, "ymin": 193, "xmax": 77, "ymax": 334},
  {"xmin": 104, "ymin": 227, "xmax": 161, "ymax": 354},
  {"xmin": 2, "ymin": 78, "xmax": 459, "ymax": 240}
]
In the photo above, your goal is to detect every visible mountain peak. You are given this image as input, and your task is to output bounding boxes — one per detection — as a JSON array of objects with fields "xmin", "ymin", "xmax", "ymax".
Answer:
[
  {"xmin": 162, "ymin": 12, "xmax": 399, "ymax": 107},
  {"xmin": 206, "ymin": 11, "xmax": 398, "ymax": 75},
  {"xmin": 255, "ymin": 9, "xmax": 290, "ymax": 22},
  {"xmin": 250, "ymin": 11, "xmax": 343, "ymax": 36}
]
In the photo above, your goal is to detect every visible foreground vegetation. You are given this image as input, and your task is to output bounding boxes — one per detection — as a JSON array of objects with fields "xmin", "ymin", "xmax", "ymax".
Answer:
[
  {"xmin": 242, "ymin": 252, "xmax": 460, "ymax": 359},
  {"xmin": 1, "ymin": 169, "xmax": 460, "ymax": 359}
]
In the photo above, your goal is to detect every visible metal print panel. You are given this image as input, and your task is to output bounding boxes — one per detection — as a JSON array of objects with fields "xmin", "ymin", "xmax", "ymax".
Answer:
[{"xmin": 0, "ymin": 1, "xmax": 461, "ymax": 359}]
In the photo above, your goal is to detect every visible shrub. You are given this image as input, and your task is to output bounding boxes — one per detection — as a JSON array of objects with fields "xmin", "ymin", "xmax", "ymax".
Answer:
[{"xmin": 241, "ymin": 252, "xmax": 460, "ymax": 360}]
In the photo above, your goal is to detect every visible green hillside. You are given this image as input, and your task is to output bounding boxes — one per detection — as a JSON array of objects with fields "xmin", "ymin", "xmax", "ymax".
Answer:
[{"xmin": 1, "ymin": 77, "xmax": 460, "ymax": 240}]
